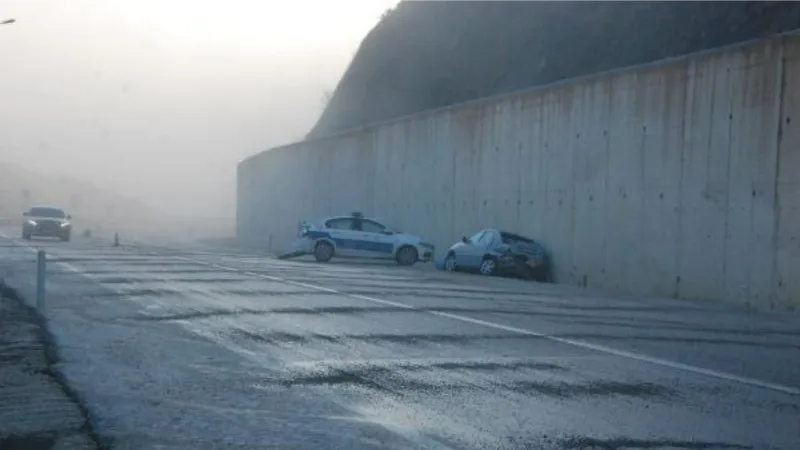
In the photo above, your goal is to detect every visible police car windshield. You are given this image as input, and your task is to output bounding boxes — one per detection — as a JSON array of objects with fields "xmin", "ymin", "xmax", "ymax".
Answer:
[{"xmin": 29, "ymin": 207, "xmax": 66, "ymax": 218}]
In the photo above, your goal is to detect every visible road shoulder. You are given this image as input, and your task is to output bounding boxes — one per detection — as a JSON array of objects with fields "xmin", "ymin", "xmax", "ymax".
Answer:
[{"xmin": 0, "ymin": 284, "xmax": 99, "ymax": 450}]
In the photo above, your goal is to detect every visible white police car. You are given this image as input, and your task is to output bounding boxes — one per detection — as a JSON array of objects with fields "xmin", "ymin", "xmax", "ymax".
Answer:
[{"xmin": 284, "ymin": 212, "xmax": 434, "ymax": 266}]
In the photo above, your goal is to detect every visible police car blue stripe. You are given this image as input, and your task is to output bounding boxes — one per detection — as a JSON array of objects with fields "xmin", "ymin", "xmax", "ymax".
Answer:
[
  {"xmin": 306, "ymin": 231, "xmax": 330, "ymax": 239},
  {"xmin": 306, "ymin": 231, "xmax": 394, "ymax": 254},
  {"xmin": 352, "ymin": 240, "xmax": 394, "ymax": 253}
]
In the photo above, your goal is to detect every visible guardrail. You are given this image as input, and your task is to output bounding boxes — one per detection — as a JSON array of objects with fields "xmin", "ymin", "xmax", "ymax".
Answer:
[{"xmin": 0, "ymin": 234, "xmax": 48, "ymax": 313}]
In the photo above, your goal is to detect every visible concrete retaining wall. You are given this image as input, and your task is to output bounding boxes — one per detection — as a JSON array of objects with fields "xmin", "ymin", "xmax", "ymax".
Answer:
[{"xmin": 238, "ymin": 34, "xmax": 800, "ymax": 309}]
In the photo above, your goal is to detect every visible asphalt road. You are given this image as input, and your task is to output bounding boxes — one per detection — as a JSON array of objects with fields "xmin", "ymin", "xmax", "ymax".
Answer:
[{"xmin": 0, "ymin": 231, "xmax": 798, "ymax": 450}]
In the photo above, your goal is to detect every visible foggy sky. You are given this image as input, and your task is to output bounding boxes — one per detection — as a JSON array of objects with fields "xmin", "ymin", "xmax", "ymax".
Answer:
[{"xmin": 0, "ymin": 0, "xmax": 398, "ymax": 218}]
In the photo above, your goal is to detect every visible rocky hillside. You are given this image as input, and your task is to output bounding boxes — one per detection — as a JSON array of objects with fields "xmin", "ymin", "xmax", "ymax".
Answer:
[{"xmin": 309, "ymin": 1, "xmax": 800, "ymax": 138}]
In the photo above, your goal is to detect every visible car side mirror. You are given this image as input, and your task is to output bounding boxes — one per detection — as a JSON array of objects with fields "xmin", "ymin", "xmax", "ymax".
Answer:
[
  {"xmin": 22, "ymin": 212, "xmax": 29, "ymax": 216},
  {"xmin": 67, "ymin": 215, "xmax": 72, "ymax": 220},
  {"xmin": 461, "ymin": 236, "xmax": 468, "ymax": 243}
]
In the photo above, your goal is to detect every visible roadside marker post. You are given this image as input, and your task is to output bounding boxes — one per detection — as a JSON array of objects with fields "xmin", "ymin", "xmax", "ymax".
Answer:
[{"xmin": 36, "ymin": 250, "xmax": 46, "ymax": 312}]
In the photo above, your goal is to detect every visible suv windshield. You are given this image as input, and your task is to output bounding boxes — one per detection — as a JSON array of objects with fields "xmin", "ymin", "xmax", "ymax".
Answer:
[{"xmin": 29, "ymin": 207, "xmax": 66, "ymax": 219}]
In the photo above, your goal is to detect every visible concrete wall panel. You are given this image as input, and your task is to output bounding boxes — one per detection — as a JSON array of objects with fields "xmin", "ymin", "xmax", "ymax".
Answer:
[
  {"xmin": 517, "ymin": 96, "xmax": 546, "ymax": 243},
  {"xmin": 450, "ymin": 111, "xmax": 471, "ymax": 238},
  {"xmin": 730, "ymin": 42, "xmax": 782, "ymax": 306},
  {"xmin": 723, "ymin": 49, "xmax": 758, "ymax": 305},
  {"xmin": 677, "ymin": 55, "xmax": 724, "ymax": 300},
  {"xmin": 639, "ymin": 67, "xmax": 685, "ymax": 298},
  {"xmin": 604, "ymin": 72, "xmax": 644, "ymax": 292},
  {"xmin": 570, "ymin": 81, "xmax": 609, "ymax": 289},
  {"xmin": 238, "ymin": 34, "xmax": 800, "ymax": 309},
  {"xmin": 777, "ymin": 38, "xmax": 800, "ymax": 309}
]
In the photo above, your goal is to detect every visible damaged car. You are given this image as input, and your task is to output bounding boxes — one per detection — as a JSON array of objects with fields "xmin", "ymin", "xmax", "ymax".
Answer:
[
  {"xmin": 442, "ymin": 228, "xmax": 550, "ymax": 282},
  {"xmin": 280, "ymin": 212, "xmax": 435, "ymax": 266}
]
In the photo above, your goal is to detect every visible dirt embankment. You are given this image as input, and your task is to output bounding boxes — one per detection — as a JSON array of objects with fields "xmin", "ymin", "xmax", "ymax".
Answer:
[{"xmin": 310, "ymin": 1, "xmax": 800, "ymax": 138}]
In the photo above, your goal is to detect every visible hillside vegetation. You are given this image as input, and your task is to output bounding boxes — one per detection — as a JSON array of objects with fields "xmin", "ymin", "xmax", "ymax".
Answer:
[{"xmin": 310, "ymin": 1, "xmax": 800, "ymax": 138}]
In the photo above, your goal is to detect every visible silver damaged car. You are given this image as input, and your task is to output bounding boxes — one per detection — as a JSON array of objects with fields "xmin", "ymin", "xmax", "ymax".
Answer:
[{"xmin": 443, "ymin": 228, "xmax": 550, "ymax": 282}]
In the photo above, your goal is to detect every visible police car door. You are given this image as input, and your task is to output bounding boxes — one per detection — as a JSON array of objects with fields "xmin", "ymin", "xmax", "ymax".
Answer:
[
  {"xmin": 361, "ymin": 219, "xmax": 394, "ymax": 259},
  {"xmin": 324, "ymin": 217, "xmax": 359, "ymax": 257}
]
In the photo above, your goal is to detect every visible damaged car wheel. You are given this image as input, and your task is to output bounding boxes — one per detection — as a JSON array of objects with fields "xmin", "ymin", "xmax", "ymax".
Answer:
[{"xmin": 479, "ymin": 257, "xmax": 498, "ymax": 276}]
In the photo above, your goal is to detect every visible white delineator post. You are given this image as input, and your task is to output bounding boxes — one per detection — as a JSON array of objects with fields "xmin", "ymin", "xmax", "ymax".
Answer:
[{"xmin": 36, "ymin": 250, "xmax": 45, "ymax": 311}]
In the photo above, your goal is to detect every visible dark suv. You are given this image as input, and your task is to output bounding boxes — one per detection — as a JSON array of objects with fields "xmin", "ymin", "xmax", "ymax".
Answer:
[{"xmin": 22, "ymin": 206, "xmax": 72, "ymax": 241}]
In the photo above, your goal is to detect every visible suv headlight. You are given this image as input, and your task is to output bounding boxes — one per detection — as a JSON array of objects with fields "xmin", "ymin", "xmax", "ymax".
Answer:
[
  {"xmin": 27, "ymin": 220, "xmax": 37, "ymax": 226},
  {"xmin": 61, "ymin": 222, "xmax": 71, "ymax": 228}
]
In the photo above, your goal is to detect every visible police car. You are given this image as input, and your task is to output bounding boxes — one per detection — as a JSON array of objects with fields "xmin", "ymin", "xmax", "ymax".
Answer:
[{"xmin": 285, "ymin": 212, "xmax": 435, "ymax": 266}]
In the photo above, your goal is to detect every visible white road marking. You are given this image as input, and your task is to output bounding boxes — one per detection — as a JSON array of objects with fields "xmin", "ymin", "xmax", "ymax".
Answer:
[{"xmin": 176, "ymin": 256, "xmax": 800, "ymax": 397}]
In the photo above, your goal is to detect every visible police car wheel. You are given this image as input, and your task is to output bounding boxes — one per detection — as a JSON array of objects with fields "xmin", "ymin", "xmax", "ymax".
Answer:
[
  {"xmin": 396, "ymin": 246, "xmax": 418, "ymax": 266},
  {"xmin": 314, "ymin": 241, "xmax": 334, "ymax": 262}
]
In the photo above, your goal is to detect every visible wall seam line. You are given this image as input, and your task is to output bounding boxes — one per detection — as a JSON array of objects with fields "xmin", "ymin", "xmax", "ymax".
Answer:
[{"xmin": 771, "ymin": 38, "xmax": 787, "ymax": 307}]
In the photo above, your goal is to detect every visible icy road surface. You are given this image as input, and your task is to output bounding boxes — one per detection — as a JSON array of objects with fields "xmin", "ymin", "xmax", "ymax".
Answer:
[{"xmin": 0, "ymin": 232, "xmax": 798, "ymax": 450}]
